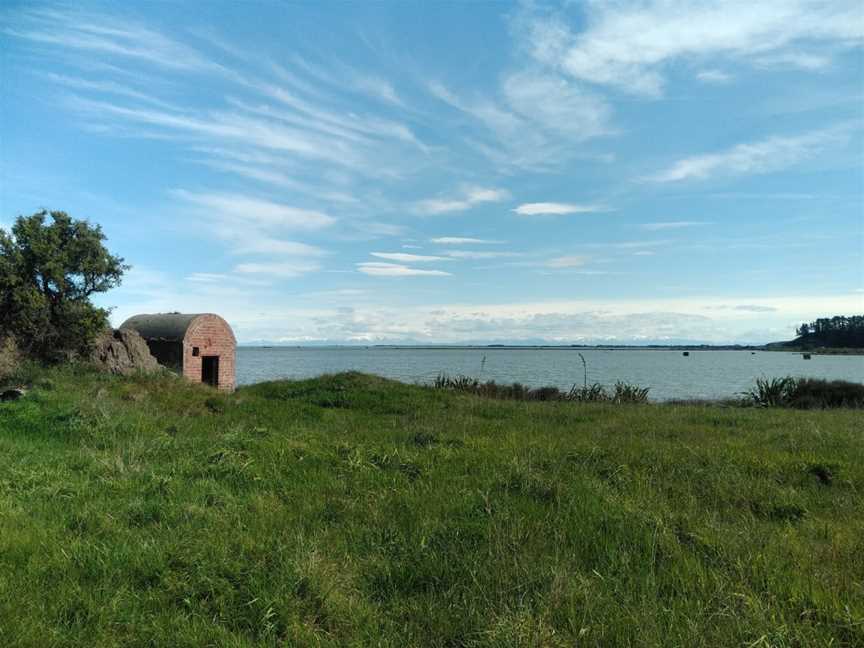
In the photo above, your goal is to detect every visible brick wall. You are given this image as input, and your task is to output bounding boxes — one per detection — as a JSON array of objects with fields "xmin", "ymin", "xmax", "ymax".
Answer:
[{"xmin": 181, "ymin": 314, "xmax": 237, "ymax": 392}]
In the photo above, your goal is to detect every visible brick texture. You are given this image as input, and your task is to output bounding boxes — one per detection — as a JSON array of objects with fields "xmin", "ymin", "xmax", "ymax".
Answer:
[{"xmin": 181, "ymin": 314, "xmax": 236, "ymax": 392}]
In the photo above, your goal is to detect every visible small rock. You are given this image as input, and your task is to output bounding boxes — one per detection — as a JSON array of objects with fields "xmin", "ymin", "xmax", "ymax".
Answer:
[{"xmin": 0, "ymin": 388, "xmax": 25, "ymax": 401}]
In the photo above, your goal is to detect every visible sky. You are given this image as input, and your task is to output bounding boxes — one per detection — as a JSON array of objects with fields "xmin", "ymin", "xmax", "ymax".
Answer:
[{"xmin": 2, "ymin": 0, "xmax": 863, "ymax": 345}]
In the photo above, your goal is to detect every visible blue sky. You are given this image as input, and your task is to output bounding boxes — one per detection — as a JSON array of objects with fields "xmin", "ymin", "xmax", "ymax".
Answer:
[{"xmin": 2, "ymin": 1, "xmax": 863, "ymax": 344}]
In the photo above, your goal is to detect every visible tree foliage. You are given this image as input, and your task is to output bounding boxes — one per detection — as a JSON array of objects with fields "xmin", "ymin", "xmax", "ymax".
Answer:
[
  {"xmin": 795, "ymin": 315, "xmax": 864, "ymax": 348},
  {"xmin": 0, "ymin": 210, "xmax": 127, "ymax": 360}
]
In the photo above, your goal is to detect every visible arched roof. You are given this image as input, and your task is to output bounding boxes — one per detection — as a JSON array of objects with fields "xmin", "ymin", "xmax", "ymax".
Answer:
[{"xmin": 120, "ymin": 313, "xmax": 207, "ymax": 342}]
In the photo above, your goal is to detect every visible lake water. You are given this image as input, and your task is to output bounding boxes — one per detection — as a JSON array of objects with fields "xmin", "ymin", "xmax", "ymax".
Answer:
[{"xmin": 236, "ymin": 347, "xmax": 864, "ymax": 401}]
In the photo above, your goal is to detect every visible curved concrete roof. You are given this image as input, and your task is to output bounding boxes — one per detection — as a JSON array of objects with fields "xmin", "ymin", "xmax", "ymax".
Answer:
[{"xmin": 120, "ymin": 313, "xmax": 205, "ymax": 342}]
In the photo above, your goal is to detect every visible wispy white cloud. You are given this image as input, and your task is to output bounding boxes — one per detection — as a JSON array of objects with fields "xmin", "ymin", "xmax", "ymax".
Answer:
[
  {"xmin": 545, "ymin": 255, "xmax": 588, "ymax": 268},
  {"xmin": 429, "ymin": 73, "xmax": 613, "ymax": 169},
  {"xmin": 173, "ymin": 190, "xmax": 335, "ymax": 230},
  {"xmin": 501, "ymin": 70, "xmax": 613, "ymax": 139},
  {"xmin": 234, "ymin": 261, "xmax": 321, "ymax": 278},
  {"xmin": 40, "ymin": 72, "xmax": 177, "ymax": 109},
  {"xmin": 65, "ymin": 96, "xmax": 383, "ymax": 172},
  {"xmin": 246, "ymin": 81, "xmax": 423, "ymax": 150},
  {"xmin": 441, "ymin": 250, "xmax": 523, "ymax": 260},
  {"xmin": 754, "ymin": 52, "xmax": 832, "ymax": 71},
  {"xmin": 301, "ymin": 288, "xmax": 368, "ymax": 299},
  {"xmin": 709, "ymin": 192, "xmax": 818, "ymax": 200},
  {"xmin": 695, "ymin": 69, "xmax": 732, "ymax": 84},
  {"xmin": 370, "ymin": 252, "xmax": 452, "ymax": 263},
  {"xmin": 356, "ymin": 262, "xmax": 451, "ymax": 277},
  {"xmin": 603, "ymin": 240, "xmax": 672, "ymax": 250},
  {"xmin": 705, "ymin": 304, "xmax": 779, "ymax": 313},
  {"xmin": 282, "ymin": 54, "xmax": 405, "ymax": 108},
  {"xmin": 172, "ymin": 190, "xmax": 332, "ymax": 269},
  {"xmin": 514, "ymin": 202, "xmax": 610, "ymax": 216},
  {"xmin": 352, "ymin": 74, "xmax": 403, "ymax": 106},
  {"xmin": 7, "ymin": 9, "xmax": 230, "ymax": 75},
  {"xmin": 187, "ymin": 26, "xmax": 252, "ymax": 62},
  {"xmin": 186, "ymin": 273, "xmax": 231, "ymax": 283},
  {"xmin": 645, "ymin": 128, "xmax": 847, "ymax": 182},
  {"xmin": 520, "ymin": 1, "xmax": 864, "ymax": 96},
  {"xmin": 572, "ymin": 240, "xmax": 672, "ymax": 253},
  {"xmin": 354, "ymin": 222, "xmax": 407, "ymax": 238},
  {"xmin": 186, "ymin": 272, "xmax": 271, "ymax": 286},
  {"xmin": 233, "ymin": 239, "xmax": 327, "ymax": 256},
  {"xmin": 416, "ymin": 186, "xmax": 510, "ymax": 214},
  {"xmin": 431, "ymin": 237, "xmax": 504, "ymax": 245},
  {"xmin": 640, "ymin": 221, "xmax": 712, "ymax": 231},
  {"xmin": 194, "ymin": 157, "xmax": 358, "ymax": 204}
]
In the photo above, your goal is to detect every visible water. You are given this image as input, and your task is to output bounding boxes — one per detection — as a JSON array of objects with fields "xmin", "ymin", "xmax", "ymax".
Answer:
[{"xmin": 236, "ymin": 347, "xmax": 864, "ymax": 401}]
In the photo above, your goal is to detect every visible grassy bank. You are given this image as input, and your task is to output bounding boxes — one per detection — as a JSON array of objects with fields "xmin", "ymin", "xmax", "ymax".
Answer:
[{"xmin": 1, "ymin": 367, "xmax": 862, "ymax": 647}]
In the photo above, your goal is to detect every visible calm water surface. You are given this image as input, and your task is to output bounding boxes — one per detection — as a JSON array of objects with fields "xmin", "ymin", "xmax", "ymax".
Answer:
[{"xmin": 236, "ymin": 347, "xmax": 864, "ymax": 401}]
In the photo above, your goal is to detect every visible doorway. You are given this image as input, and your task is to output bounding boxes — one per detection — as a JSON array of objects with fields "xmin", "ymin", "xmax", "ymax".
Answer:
[{"xmin": 202, "ymin": 356, "xmax": 219, "ymax": 387}]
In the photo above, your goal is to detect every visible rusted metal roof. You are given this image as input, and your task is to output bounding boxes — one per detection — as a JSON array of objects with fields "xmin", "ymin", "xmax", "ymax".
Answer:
[{"xmin": 120, "ymin": 313, "xmax": 203, "ymax": 342}]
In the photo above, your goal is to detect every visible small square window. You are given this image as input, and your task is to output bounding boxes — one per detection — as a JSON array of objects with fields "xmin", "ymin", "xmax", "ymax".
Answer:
[{"xmin": 192, "ymin": 347, "xmax": 200, "ymax": 357}]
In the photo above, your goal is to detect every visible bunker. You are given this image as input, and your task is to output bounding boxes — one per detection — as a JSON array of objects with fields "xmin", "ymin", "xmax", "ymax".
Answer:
[{"xmin": 120, "ymin": 313, "xmax": 236, "ymax": 391}]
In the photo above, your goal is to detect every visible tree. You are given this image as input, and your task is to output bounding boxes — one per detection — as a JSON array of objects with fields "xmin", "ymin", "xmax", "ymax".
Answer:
[{"xmin": 0, "ymin": 210, "xmax": 128, "ymax": 360}]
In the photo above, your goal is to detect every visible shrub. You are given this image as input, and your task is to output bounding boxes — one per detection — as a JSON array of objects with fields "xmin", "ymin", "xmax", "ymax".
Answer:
[
  {"xmin": 788, "ymin": 378, "xmax": 864, "ymax": 409},
  {"xmin": 745, "ymin": 376, "xmax": 864, "ymax": 409}
]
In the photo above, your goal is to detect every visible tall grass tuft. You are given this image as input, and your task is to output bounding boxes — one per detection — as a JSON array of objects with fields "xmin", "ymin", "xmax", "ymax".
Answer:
[
  {"xmin": 746, "ymin": 377, "xmax": 795, "ymax": 407},
  {"xmin": 565, "ymin": 383, "xmax": 608, "ymax": 402},
  {"xmin": 613, "ymin": 381, "xmax": 651, "ymax": 404}
]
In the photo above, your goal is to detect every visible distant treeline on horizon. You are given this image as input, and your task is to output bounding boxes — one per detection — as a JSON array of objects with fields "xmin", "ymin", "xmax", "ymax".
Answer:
[{"xmin": 795, "ymin": 315, "xmax": 864, "ymax": 349}]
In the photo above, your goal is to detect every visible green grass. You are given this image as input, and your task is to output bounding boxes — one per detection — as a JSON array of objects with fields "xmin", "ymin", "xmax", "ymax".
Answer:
[{"xmin": 0, "ymin": 366, "xmax": 862, "ymax": 647}]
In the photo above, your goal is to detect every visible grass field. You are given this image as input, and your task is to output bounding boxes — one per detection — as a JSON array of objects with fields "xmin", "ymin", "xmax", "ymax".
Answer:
[{"xmin": 0, "ymin": 366, "xmax": 862, "ymax": 647}]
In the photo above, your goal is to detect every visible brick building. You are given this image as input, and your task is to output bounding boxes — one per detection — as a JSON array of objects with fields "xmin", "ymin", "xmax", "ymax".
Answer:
[{"xmin": 120, "ymin": 313, "xmax": 236, "ymax": 391}]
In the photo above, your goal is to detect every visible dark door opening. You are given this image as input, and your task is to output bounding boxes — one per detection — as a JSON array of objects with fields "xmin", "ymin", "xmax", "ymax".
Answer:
[{"xmin": 202, "ymin": 356, "xmax": 219, "ymax": 387}]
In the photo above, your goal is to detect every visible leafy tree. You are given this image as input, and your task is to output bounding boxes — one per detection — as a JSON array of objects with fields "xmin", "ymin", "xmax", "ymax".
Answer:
[{"xmin": 0, "ymin": 210, "xmax": 128, "ymax": 360}]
